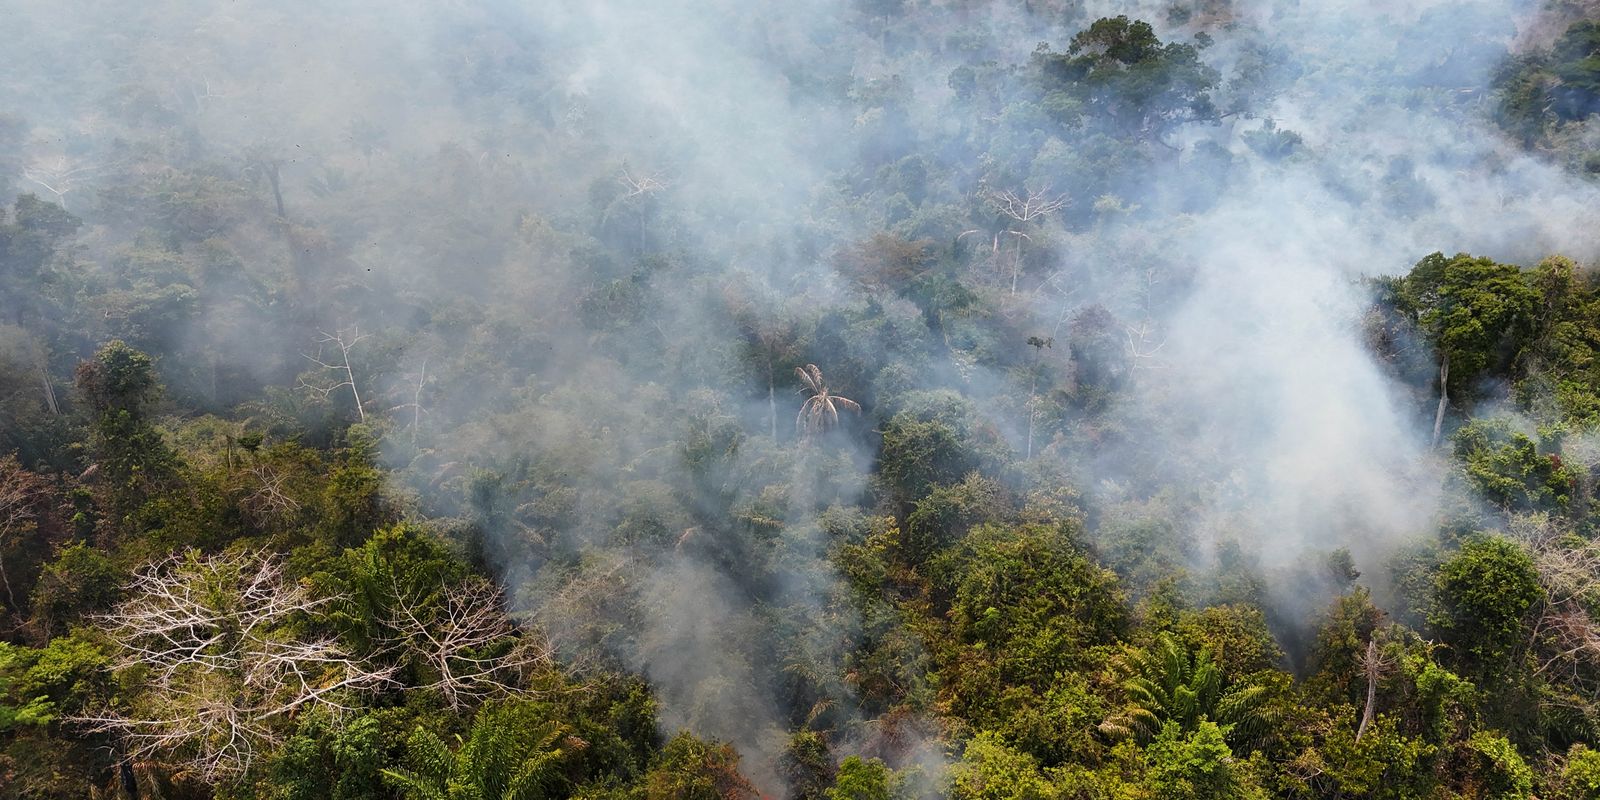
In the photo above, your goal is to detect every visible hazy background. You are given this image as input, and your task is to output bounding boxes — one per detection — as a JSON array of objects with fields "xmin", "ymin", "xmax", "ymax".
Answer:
[{"xmin": 4, "ymin": 0, "xmax": 1598, "ymax": 789}]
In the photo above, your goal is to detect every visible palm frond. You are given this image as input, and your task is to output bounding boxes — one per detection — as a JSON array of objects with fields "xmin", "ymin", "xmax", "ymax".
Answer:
[
  {"xmin": 795, "ymin": 366, "xmax": 820, "ymax": 393},
  {"xmin": 794, "ymin": 365, "xmax": 861, "ymax": 434}
]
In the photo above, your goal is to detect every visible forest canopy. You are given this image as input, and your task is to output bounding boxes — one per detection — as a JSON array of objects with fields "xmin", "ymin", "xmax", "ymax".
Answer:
[{"xmin": 2, "ymin": 0, "xmax": 1600, "ymax": 798}]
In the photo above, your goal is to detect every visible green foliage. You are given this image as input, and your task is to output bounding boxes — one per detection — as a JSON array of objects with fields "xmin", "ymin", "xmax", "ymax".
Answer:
[
  {"xmin": 1452, "ymin": 418, "xmax": 1575, "ymax": 511},
  {"xmin": 1031, "ymin": 16, "xmax": 1220, "ymax": 142},
  {"xmin": 1173, "ymin": 605, "xmax": 1283, "ymax": 679},
  {"xmin": 934, "ymin": 524, "xmax": 1126, "ymax": 736},
  {"xmin": 1402, "ymin": 252, "xmax": 1537, "ymax": 396},
  {"xmin": 1521, "ymin": 255, "xmax": 1600, "ymax": 426},
  {"xmin": 1428, "ymin": 536, "xmax": 1544, "ymax": 682},
  {"xmin": 384, "ymin": 700, "xmax": 573, "ymax": 800},
  {"xmin": 1407, "ymin": 650, "xmax": 1477, "ymax": 745},
  {"xmin": 0, "ymin": 634, "xmax": 108, "ymax": 730},
  {"xmin": 1101, "ymin": 633, "xmax": 1276, "ymax": 753},
  {"xmin": 1462, "ymin": 731, "xmax": 1535, "ymax": 800},
  {"xmin": 902, "ymin": 474, "xmax": 1010, "ymax": 563},
  {"xmin": 1305, "ymin": 589, "xmax": 1384, "ymax": 706},
  {"xmin": 780, "ymin": 730, "xmax": 834, "ymax": 800},
  {"xmin": 947, "ymin": 732, "xmax": 1056, "ymax": 800},
  {"xmin": 641, "ymin": 733, "xmax": 759, "ymax": 800},
  {"xmin": 4, "ymin": 6, "xmax": 1600, "ymax": 799},
  {"xmin": 1294, "ymin": 714, "xmax": 1435, "ymax": 799},
  {"xmin": 75, "ymin": 340, "xmax": 178, "ymax": 523},
  {"xmin": 321, "ymin": 442, "xmax": 392, "ymax": 547},
  {"xmin": 271, "ymin": 710, "xmax": 394, "ymax": 800},
  {"xmin": 1557, "ymin": 744, "xmax": 1600, "ymax": 800},
  {"xmin": 1495, "ymin": 21, "xmax": 1600, "ymax": 152},
  {"xmin": 991, "ymin": 672, "xmax": 1104, "ymax": 767},
  {"xmin": 828, "ymin": 756, "xmax": 903, "ymax": 800},
  {"xmin": 29, "ymin": 543, "xmax": 123, "ymax": 637},
  {"xmin": 877, "ymin": 390, "xmax": 1007, "ymax": 509},
  {"xmin": 1144, "ymin": 721, "xmax": 1266, "ymax": 800},
  {"xmin": 317, "ymin": 525, "xmax": 468, "ymax": 638}
]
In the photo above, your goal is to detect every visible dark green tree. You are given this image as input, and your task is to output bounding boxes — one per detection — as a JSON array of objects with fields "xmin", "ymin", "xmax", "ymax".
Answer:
[
  {"xmin": 74, "ymin": 340, "xmax": 175, "ymax": 522},
  {"xmin": 1428, "ymin": 537, "xmax": 1543, "ymax": 684},
  {"xmin": 1401, "ymin": 253, "xmax": 1537, "ymax": 445}
]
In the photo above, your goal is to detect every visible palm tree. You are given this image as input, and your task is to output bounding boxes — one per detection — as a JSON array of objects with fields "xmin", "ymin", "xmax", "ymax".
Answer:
[
  {"xmin": 795, "ymin": 364, "xmax": 861, "ymax": 434},
  {"xmin": 1099, "ymin": 633, "xmax": 1275, "ymax": 751},
  {"xmin": 383, "ymin": 702, "xmax": 571, "ymax": 800}
]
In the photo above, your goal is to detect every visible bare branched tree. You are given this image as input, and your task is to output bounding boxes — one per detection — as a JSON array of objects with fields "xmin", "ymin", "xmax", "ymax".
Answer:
[
  {"xmin": 1514, "ymin": 515, "xmax": 1600, "ymax": 691},
  {"xmin": 1355, "ymin": 638, "xmax": 1395, "ymax": 741},
  {"xmin": 297, "ymin": 326, "xmax": 369, "ymax": 422},
  {"xmin": 75, "ymin": 551, "xmax": 396, "ymax": 781},
  {"xmin": 981, "ymin": 186, "xmax": 1067, "ymax": 294},
  {"xmin": 989, "ymin": 186, "xmax": 1068, "ymax": 223},
  {"xmin": 617, "ymin": 167, "xmax": 668, "ymax": 198},
  {"xmin": 387, "ymin": 576, "xmax": 551, "ymax": 710},
  {"xmin": 795, "ymin": 364, "xmax": 860, "ymax": 435},
  {"xmin": 21, "ymin": 155, "xmax": 108, "ymax": 211},
  {"xmin": 1125, "ymin": 321, "xmax": 1169, "ymax": 368},
  {"xmin": 387, "ymin": 359, "xmax": 431, "ymax": 446},
  {"xmin": 240, "ymin": 463, "xmax": 302, "ymax": 525},
  {"xmin": 607, "ymin": 166, "xmax": 670, "ymax": 254}
]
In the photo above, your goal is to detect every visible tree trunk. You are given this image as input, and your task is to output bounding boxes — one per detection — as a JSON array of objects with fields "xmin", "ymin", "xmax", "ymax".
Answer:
[
  {"xmin": 1011, "ymin": 238, "xmax": 1022, "ymax": 295},
  {"xmin": 268, "ymin": 162, "xmax": 286, "ymax": 219},
  {"xmin": 0, "ymin": 556, "xmax": 15, "ymax": 611},
  {"xmin": 119, "ymin": 759, "xmax": 140, "ymax": 800},
  {"xmin": 37, "ymin": 357, "xmax": 58, "ymax": 415},
  {"xmin": 1356, "ymin": 639, "xmax": 1379, "ymax": 741},
  {"xmin": 347, "ymin": 367, "xmax": 365, "ymax": 423},
  {"xmin": 1025, "ymin": 368, "xmax": 1039, "ymax": 460},
  {"xmin": 1025, "ymin": 405, "xmax": 1035, "ymax": 460},
  {"xmin": 767, "ymin": 360, "xmax": 777, "ymax": 440},
  {"xmin": 1431, "ymin": 353, "xmax": 1450, "ymax": 449}
]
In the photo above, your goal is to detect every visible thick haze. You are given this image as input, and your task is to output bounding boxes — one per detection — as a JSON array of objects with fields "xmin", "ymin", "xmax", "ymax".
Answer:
[{"xmin": 4, "ymin": 0, "xmax": 1599, "ymax": 791}]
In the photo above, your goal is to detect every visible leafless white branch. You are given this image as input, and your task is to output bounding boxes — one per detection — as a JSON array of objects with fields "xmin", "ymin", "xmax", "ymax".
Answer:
[
  {"xmin": 986, "ymin": 186, "xmax": 1067, "ymax": 223},
  {"xmin": 296, "ymin": 326, "xmax": 369, "ymax": 422},
  {"xmin": 387, "ymin": 576, "xmax": 550, "ymax": 710},
  {"xmin": 241, "ymin": 463, "xmax": 301, "ymax": 524},
  {"xmin": 75, "ymin": 550, "xmax": 395, "ymax": 781},
  {"xmin": 618, "ymin": 167, "xmax": 668, "ymax": 198},
  {"xmin": 1511, "ymin": 515, "xmax": 1600, "ymax": 692},
  {"xmin": 1125, "ymin": 321, "xmax": 1169, "ymax": 368}
]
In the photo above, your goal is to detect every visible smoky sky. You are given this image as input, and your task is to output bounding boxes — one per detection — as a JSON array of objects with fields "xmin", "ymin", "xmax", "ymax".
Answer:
[{"xmin": 5, "ymin": 0, "xmax": 1600, "ymax": 792}]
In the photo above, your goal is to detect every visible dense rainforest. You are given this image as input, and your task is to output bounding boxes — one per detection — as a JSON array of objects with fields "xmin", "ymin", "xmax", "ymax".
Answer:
[{"xmin": 3, "ymin": 0, "xmax": 1600, "ymax": 797}]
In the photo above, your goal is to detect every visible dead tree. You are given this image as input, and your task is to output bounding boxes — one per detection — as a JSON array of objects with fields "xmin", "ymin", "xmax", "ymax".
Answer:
[
  {"xmin": 617, "ymin": 167, "xmax": 668, "ymax": 198},
  {"xmin": 983, "ymin": 187, "xmax": 1067, "ymax": 295},
  {"xmin": 387, "ymin": 576, "xmax": 551, "ymax": 710},
  {"xmin": 1125, "ymin": 321, "xmax": 1169, "ymax": 369},
  {"xmin": 387, "ymin": 359, "xmax": 431, "ymax": 446},
  {"xmin": 612, "ymin": 166, "xmax": 669, "ymax": 253},
  {"xmin": 796, "ymin": 364, "xmax": 861, "ymax": 435},
  {"xmin": 1515, "ymin": 516, "xmax": 1600, "ymax": 690},
  {"xmin": 76, "ymin": 551, "xmax": 396, "ymax": 781},
  {"xmin": 1431, "ymin": 354, "xmax": 1449, "ymax": 449},
  {"xmin": 297, "ymin": 326, "xmax": 370, "ymax": 422},
  {"xmin": 240, "ymin": 462, "xmax": 302, "ymax": 526},
  {"xmin": 29, "ymin": 340, "xmax": 59, "ymax": 415},
  {"xmin": 21, "ymin": 155, "xmax": 106, "ymax": 211},
  {"xmin": 1355, "ymin": 638, "xmax": 1395, "ymax": 741}
]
